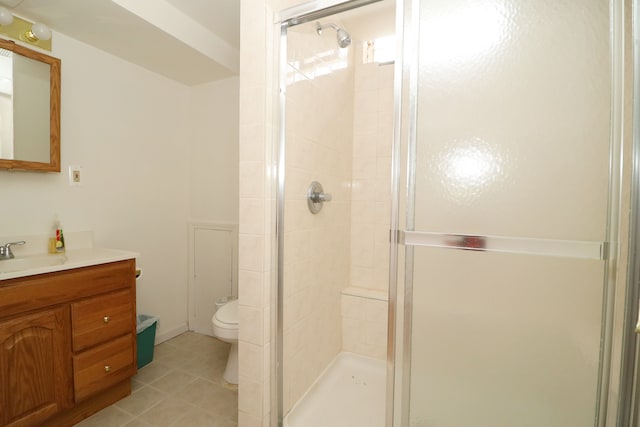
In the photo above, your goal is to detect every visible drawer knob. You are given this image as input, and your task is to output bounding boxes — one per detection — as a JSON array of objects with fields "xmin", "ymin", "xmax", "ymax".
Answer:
[
  {"xmin": 104, "ymin": 365, "xmax": 111, "ymax": 373},
  {"xmin": 103, "ymin": 316, "xmax": 110, "ymax": 324}
]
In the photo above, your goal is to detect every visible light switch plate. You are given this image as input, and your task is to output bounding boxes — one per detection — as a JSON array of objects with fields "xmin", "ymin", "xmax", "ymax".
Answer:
[{"xmin": 68, "ymin": 165, "xmax": 82, "ymax": 186}]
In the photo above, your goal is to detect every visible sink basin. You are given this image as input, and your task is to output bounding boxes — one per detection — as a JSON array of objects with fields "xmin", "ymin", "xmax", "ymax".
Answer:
[{"xmin": 0, "ymin": 254, "xmax": 67, "ymax": 274}]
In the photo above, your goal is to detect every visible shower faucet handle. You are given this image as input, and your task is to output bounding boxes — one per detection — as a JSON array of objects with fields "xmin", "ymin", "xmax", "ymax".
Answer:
[
  {"xmin": 310, "ymin": 191, "xmax": 332, "ymax": 203},
  {"xmin": 307, "ymin": 181, "xmax": 332, "ymax": 214}
]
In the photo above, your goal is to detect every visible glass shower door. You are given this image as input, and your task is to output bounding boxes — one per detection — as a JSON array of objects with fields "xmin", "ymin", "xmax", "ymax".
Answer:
[{"xmin": 402, "ymin": 0, "xmax": 616, "ymax": 425}]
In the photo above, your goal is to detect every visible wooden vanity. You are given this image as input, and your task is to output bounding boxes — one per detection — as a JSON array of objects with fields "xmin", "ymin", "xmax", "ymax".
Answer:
[{"xmin": 0, "ymin": 258, "xmax": 137, "ymax": 427}]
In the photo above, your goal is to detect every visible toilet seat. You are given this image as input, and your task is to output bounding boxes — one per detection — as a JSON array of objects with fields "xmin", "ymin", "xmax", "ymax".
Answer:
[
  {"xmin": 213, "ymin": 299, "xmax": 238, "ymax": 328},
  {"xmin": 212, "ymin": 299, "xmax": 238, "ymax": 343}
]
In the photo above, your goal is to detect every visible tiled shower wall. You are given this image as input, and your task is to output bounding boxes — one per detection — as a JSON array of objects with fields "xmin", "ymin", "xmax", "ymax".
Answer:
[
  {"xmin": 282, "ymin": 25, "xmax": 355, "ymax": 413},
  {"xmin": 238, "ymin": 2, "xmax": 274, "ymax": 425},
  {"xmin": 342, "ymin": 51, "xmax": 394, "ymax": 360},
  {"xmin": 350, "ymin": 60, "xmax": 394, "ymax": 293}
]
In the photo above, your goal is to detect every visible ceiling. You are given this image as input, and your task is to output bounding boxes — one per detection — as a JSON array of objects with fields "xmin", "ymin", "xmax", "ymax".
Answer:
[
  {"xmin": 0, "ymin": 0, "xmax": 397, "ymax": 86},
  {"xmin": 0, "ymin": 0, "xmax": 240, "ymax": 86}
]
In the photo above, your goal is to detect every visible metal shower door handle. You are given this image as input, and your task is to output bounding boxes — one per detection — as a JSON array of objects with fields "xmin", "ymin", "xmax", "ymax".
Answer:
[{"xmin": 307, "ymin": 181, "xmax": 332, "ymax": 214}]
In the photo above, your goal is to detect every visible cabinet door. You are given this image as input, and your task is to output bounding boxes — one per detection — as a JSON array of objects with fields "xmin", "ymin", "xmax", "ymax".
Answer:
[{"xmin": 0, "ymin": 306, "xmax": 72, "ymax": 427}]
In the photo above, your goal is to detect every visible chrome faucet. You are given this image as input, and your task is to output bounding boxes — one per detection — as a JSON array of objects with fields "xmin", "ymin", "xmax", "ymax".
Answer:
[{"xmin": 0, "ymin": 241, "xmax": 25, "ymax": 260}]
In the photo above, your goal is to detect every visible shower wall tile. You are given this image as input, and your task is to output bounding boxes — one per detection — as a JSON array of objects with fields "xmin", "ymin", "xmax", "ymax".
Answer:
[
  {"xmin": 351, "ymin": 266, "xmax": 374, "ymax": 288},
  {"xmin": 238, "ymin": 5, "xmax": 267, "ymax": 88},
  {"xmin": 239, "ymin": 86, "xmax": 266, "ymax": 127},
  {"xmin": 375, "ymin": 200, "xmax": 391, "ymax": 228},
  {"xmin": 261, "ymin": 373, "xmax": 271, "ymax": 427},
  {"xmin": 239, "ymin": 198, "xmax": 265, "ymax": 235},
  {"xmin": 238, "ymin": 372, "xmax": 263, "ymax": 418},
  {"xmin": 263, "ymin": 307, "xmax": 271, "ymax": 351},
  {"xmin": 341, "ymin": 294, "xmax": 388, "ymax": 360},
  {"xmin": 347, "ymin": 58, "xmax": 393, "ymax": 359},
  {"xmin": 353, "ymin": 132, "xmax": 378, "ymax": 158},
  {"xmin": 239, "ymin": 305, "xmax": 264, "ymax": 346},
  {"xmin": 341, "ymin": 294, "xmax": 367, "ymax": 318},
  {"xmin": 284, "ymin": 199, "xmax": 312, "ymax": 230},
  {"xmin": 351, "ymin": 223, "xmax": 375, "ymax": 267},
  {"xmin": 286, "ymin": 134, "xmax": 317, "ymax": 171},
  {"xmin": 239, "ymin": 341, "xmax": 265, "ymax": 381},
  {"xmin": 354, "ymin": 62, "xmax": 378, "ymax": 91},
  {"xmin": 239, "ymin": 124, "xmax": 266, "ymax": 162},
  {"xmin": 378, "ymin": 84, "xmax": 394, "ymax": 112},
  {"xmin": 239, "ymin": 270, "xmax": 263, "ymax": 308},
  {"xmin": 238, "ymin": 412, "xmax": 261, "ymax": 427},
  {"xmin": 351, "ymin": 179, "xmax": 377, "ymax": 201},
  {"xmin": 377, "ymin": 156, "xmax": 392, "ymax": 188},
  {"xmin": 239, "ymin": 2, "xmax": 274, "ymax": 425},
  {"xmin": 377, "ymin": 113, "xmax": 394, "ymax": 157},
  {"xmin": 354, "ymin": 111, "xmax": 379, "ymax": 132},
  {"xmin": 353, "ymin": 157, "xmax": 377, "ymax": 180},
  {"xmin": 281, "ymin": 22, "xmax": 355, "ymax": 413},
  {"xmin": 350, "ymin": 60, "xmax": 394, "ymax": 302},
  {"xmin": 239, "ymin": 161, "xmax": 265, "ymax": 199},
  {"xmin": 354, "ymin": 89, "xmax": 379, "ymax": 114},
  {"xmin": 352, "ymin": 200, "xmax": 376, "ymax": 225},
  {"xmin": 238, "ymin": 234, "xmax": 265, "ymax": 272},
  {"xmin": 285, "ymin": 167, "xmax": 313, "ymax": 201}
]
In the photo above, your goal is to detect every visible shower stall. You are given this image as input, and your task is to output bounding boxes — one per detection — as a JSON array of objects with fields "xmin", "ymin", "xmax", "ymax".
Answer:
[{"xmin": 272, "ymin": 0, "xmax": 634, "ymax": 426}]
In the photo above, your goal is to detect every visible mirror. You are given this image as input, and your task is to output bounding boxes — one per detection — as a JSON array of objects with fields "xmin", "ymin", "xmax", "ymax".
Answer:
[{"xmin": 0, "ymin": 38, "xmax": 60, "ymax": 172}]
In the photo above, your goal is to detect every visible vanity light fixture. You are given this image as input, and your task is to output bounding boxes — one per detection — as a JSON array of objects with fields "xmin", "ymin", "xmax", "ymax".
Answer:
[
  {"xmin": 0, "ymin": 6, "xmax": 51, "ymax": 50},
  {"xmin": 25, "ymin": 22, "xmax": 51, "ymax": 42},
  {"xmin": 0, "ymin": 7, "xmax": 13, "ymax": 26}
]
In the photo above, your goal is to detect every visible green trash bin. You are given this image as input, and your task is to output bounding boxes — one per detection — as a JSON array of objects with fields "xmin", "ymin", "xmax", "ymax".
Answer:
[{"xmin": 136, "ymin": 314, "xmax": 159, "ymax": 369}]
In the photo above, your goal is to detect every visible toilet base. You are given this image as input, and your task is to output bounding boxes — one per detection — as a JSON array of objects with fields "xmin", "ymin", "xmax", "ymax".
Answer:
[{"xmin": 223, "ymin": 341, "xmax": 238, "ymax": 385}]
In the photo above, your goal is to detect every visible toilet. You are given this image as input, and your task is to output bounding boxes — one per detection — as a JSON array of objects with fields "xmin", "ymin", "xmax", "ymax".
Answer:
[{"xmin": 212, "ymin": 298, "xmax": 239, "ymax": 384}]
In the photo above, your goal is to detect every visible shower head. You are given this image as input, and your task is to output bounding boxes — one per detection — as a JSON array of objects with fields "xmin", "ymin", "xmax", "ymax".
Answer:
[
  {"xmin": 336, "ymin": 28, "xmax": 352, "ymax": 48},
  {"xmin": 316, "ymin": 21, "xmax": 352, "ymax": 48}
]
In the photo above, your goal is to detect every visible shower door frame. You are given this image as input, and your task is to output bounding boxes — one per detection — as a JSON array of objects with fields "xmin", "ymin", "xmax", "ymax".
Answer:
[
  {"xmin": 272, "ymin": 0, "xmax": 636, "ymax": 426},
  {"xmin": 273, "ymin": 0, "xmax": 402, "ymax": 426},
  {"xmin": 617, "ymin": 1, "xmax": 640, "ymax": 424}
]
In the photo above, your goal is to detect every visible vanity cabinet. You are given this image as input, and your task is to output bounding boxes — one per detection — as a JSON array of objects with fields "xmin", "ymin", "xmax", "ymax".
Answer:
[{"xmin": 0, "ymin": 259, "xmax": 137, "ymax": 427}]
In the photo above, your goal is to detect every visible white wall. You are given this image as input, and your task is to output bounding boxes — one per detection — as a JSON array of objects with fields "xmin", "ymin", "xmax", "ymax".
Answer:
[
  {"xmin": 0, "ymin": 32, "xmax": 239, "ymax": 342},
  {"xmin": 188, "ymin": 77, "xmax": 240, "ymax": 336},
  {"xmin": 189, "ymin": 77, "xmax": 239, "ymax": 224}
]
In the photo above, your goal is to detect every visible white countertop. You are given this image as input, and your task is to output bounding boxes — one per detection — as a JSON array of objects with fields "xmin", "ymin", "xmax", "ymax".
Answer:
[{"xmin": 0, "ymin": 247, "xmax": 139, "ymax": 281}]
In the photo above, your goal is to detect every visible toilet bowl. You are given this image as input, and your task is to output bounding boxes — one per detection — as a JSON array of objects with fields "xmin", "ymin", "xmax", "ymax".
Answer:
[{"xmin": 212, "ymin": 299, "xmax": 238, "ymax": 384}]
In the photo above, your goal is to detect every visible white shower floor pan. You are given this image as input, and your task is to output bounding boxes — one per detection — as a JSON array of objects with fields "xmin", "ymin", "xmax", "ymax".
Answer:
[{"xmin": 284, "ymin": 352, "xmax": 386, "ymax": 427}]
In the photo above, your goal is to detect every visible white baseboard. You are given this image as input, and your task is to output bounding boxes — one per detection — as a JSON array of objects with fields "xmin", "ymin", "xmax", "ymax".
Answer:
[
  {"xmin": 155, "ymin": 323, "xmax": 188, "ymax": 345},
  {"xmin": 190, "ymin": 325, "xmax": 215, "ymax": 337}
]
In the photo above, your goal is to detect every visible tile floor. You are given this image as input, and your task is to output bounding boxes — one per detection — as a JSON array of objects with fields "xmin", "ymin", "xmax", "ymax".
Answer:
[{"xmin": 75, "ymin": 332, "xmax": 238, "ymax": 427}]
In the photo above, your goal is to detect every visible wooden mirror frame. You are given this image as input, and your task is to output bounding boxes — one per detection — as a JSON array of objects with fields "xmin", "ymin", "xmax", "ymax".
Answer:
[{"xmin": 0, "ymin": 38, "xmax": 60, "ymax": 172}]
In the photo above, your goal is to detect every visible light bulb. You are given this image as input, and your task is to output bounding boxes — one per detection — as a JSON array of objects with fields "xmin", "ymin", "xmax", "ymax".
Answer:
[
  {"xmin": 30, "ymin": 22, "xmax": 51, "ymax": 41},
  {"xmin": 0, "ymin": 7, "xmax": 13, "ymax": 26}
]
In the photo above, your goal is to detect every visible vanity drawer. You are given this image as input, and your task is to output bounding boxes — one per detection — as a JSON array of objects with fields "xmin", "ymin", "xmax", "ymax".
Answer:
[
  {"xmin": 71, "ymin": 289, "xmax": 134, "ymax": 352},
  {"xmin": 73, "ymin": 334, "xmax": 135, "ymax": 402}
]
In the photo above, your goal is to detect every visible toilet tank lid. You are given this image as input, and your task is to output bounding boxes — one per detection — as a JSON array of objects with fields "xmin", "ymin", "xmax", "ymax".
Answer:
[{"xmin": 215, "ymin": 299, "xmax": 238, "ymax": 325}]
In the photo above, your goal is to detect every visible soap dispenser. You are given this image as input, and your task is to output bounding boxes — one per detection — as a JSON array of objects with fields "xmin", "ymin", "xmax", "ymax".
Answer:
[
  {"xmin": 55, "ymin": 222, "xmax": 65, "ymax": 253},
  {"xmin": 50, "ymin": 218, "xmax": 65, "ymax": 254}
]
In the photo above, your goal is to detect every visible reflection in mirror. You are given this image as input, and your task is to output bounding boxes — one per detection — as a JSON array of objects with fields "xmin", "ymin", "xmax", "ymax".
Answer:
[{"xmin": 0, "ymin": 38, "xmax": 60, "ymax": 172}]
